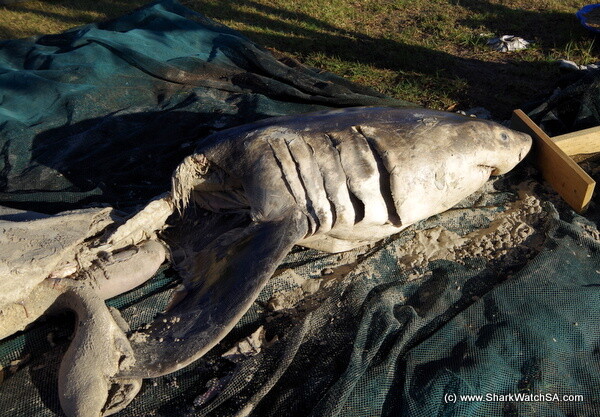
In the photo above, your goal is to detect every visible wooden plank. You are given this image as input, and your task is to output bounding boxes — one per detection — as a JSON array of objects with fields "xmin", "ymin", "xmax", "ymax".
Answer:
[
  {"xmin": 551, "ymin": 125, "xmax": 600, "ymax": 156},
  {"xmin": 510, "ymin": 109, "xmax": 596, "ymax": 213}
]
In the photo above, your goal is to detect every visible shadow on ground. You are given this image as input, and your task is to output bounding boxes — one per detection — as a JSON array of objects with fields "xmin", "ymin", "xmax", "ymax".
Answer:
[
  {"xmin": 180, "ymin": 0, "xmax": 585, "ymax": 117},
  {"xmin": 1, "ymin": 0, "xmax": 594, "ymax": 117}
]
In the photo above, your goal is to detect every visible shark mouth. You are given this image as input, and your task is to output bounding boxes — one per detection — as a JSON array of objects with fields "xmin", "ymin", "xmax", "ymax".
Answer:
[{"xmin": 478, "ymin": 164, "xmax": 499, "ymax": 176}]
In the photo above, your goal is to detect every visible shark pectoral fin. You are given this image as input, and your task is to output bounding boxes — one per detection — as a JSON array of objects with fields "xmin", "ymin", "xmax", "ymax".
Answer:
[{"xmin": 120, "ymin": 210, "xmax": 308, "ymax": 379}]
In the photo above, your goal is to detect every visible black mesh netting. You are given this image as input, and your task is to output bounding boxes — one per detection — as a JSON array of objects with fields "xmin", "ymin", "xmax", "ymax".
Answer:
[
  {"xmin": 526, "ymin": 67, "xmax": 600, "ymax": 137},
  {"xmin": 1, "ymin": 1, "xmax": 599, "ymax": 417}
]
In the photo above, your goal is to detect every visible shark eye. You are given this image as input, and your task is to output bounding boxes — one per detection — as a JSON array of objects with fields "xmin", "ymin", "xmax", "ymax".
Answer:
[{"xmin": 500, "ymin": 132, "xmax": 509, "ymax": 141}]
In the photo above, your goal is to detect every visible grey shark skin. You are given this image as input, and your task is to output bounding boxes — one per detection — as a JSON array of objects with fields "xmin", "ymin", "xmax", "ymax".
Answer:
[
  {"xmin": 0, "ymin": 206, "xmax": 168, "ymax": 417},
  {"xmin": 117, "ymin": 106, "xmax": 532, "ymax": 379},
  {"xmin": 0, "ymin": 107, "xmax": 531, "ymax": 417}
]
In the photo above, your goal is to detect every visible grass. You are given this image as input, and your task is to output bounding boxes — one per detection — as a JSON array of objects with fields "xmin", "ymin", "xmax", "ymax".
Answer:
[
  {"xmin": 0, "ymin": 0, "xmax": 597, "ymax": 118},
  {"xmin": 561, "ymin": 38, "xmax": 597, "ymax": 64}
]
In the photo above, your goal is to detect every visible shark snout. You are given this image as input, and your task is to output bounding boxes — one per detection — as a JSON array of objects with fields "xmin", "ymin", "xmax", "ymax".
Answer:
[
  {"xmin": 516, "ymin": 132, "xmax": 533, "ymax": 163},
  {"xmin": 488, "ymin": 134, "xmax": 532, "ymax": 176}
]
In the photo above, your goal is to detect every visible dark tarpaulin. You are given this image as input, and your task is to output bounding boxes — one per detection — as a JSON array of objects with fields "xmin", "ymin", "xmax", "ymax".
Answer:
[
  {"xmin": 525, "ymin": 68, "xmax": 600, "ymax": 136},
  {"xmin": 0, "ymin": 0, "xmax": 409, "ymax": 213},
  {"xmin": 0, "ymin": 2, "xmax": 599, "ymax": 417}
]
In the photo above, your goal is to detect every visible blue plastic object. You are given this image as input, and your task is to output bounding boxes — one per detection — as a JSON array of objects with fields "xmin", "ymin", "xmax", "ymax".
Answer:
[{"xmin": 577, "ymin": 3, "xmax": 600, "ymax": 34}]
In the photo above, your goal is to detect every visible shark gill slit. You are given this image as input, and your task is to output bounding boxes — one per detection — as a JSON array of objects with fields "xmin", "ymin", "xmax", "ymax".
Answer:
[
  {"xmin": 284, "ymin": 138, "xmax": 321, "ymax": 235},
  {"xmin": 266, "ymin": 140, "xmax": 299, "ymax": 205},
  {"xmin": 355, "ymin": 125, "xmax": 401, "ymax": 226},
  {"xmin": 304, "ymin": 138, "xmax": 338, "ymax": 229},
  {"xmin": 324, "ymin": 132, "xmax": 365, "ymax": 224}
]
